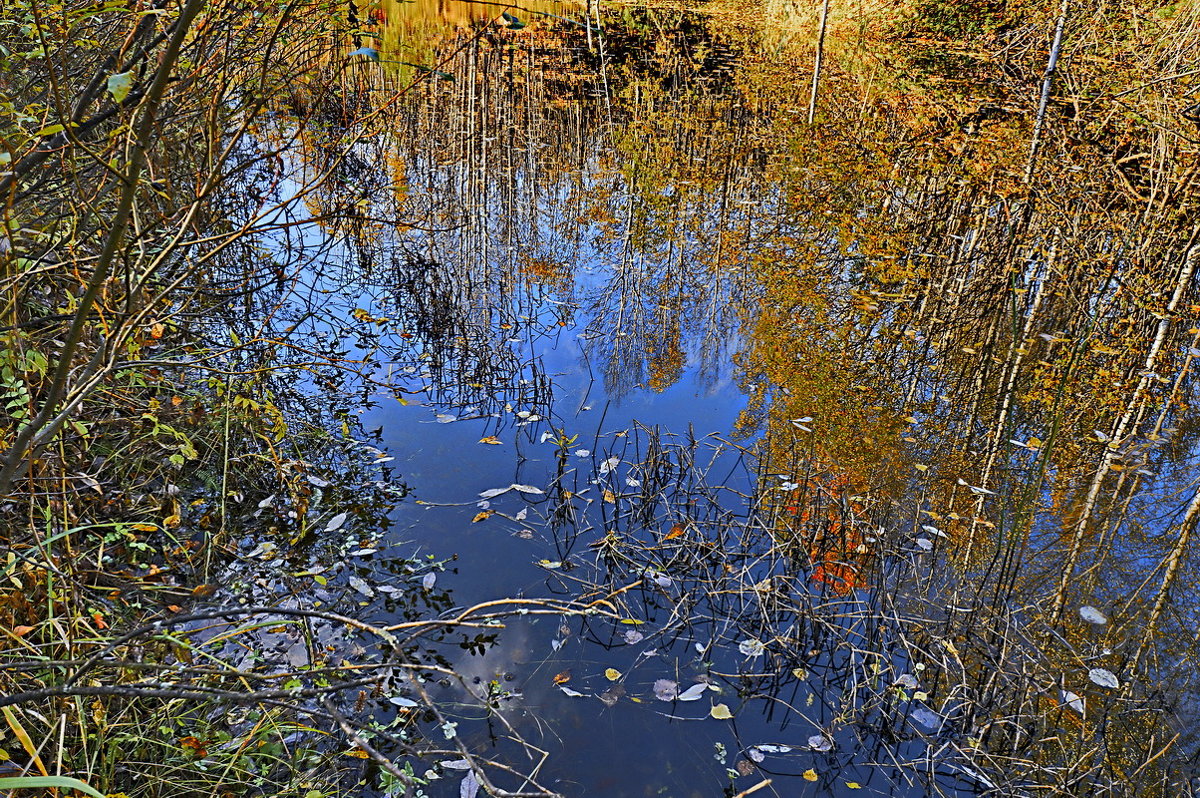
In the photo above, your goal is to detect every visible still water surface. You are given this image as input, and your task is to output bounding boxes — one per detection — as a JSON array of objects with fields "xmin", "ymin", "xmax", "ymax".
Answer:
[{"xmin": 260, "ymin": 2, "xmax": 1200, "ymax": 794}]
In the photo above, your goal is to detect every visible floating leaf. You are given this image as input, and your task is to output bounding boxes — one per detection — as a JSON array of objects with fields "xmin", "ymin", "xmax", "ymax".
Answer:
[
  {"xmin": 738, "ymin": 639, "xmax": 765, "ymax": 657},
  {"xmin": 910, "ymin": 706, "xmax": 940, "ymax": 730},
  {"xmin": 599, "ymin": 456, "xmax": 620, "ymax": 475},
  {"xmin": 106, "ymin": 71, "xmax": 134, "ymax": 103},
  {"xmin": 348, "ymin": 576, "xmax": 373, "ymax": 598},
  {"xmin": 1088, "ymin": 668, "xmax": 1120, "ymax": 689},
  {"xmin": 435, "ymin": 414, "xmax": 457, "ymax": 423},
  {"xmin": 846, "ymin": 782, "xmax": 862, "ymax": 789},
  {"xmin": 653, "ymin": 679, "xmax": 678, "ymax": 701},
  {"xmin": 664, "ymin": 523, "xmax": 686, "ymax": 540},
  {"xmin": 598, "ymin": 685, "xmax": 624, "ymax": 706},
  {"xmin": 559, "ymin": 685, "xmax": 585, "ymax": 697},
  {"xmin": 479, "ymin": 487, "xmax": 511, "ymax": 499},
  {"xmin": 710, "ymin": 703, "xmax": 733, "ymax": 720},
  {"xmin": 746, "ymin": 747, "xmax": 765, "ymax": 763},
  {"xmin": 678, "ymin": 683, "xmax": 707, "ymax": 701},
  {"xmin": 510, "ymin": 483, "xmax": 544, "ymax": 495},
  {"xmin": 604, "ymin": 668, "xmax": 622, "ymax": 681},
  {"xmin": 622, "ymin": 629, "xmax": 644, "ymax": 644},
  {"xmin": 478, "ymin": 436, "xmax": 502, "ymax": 445},
  {"xmin": 808, "ymin": 734, "xmax": 833, "ymax": 752},
  {"xmin": 895, "ymin": 673, "xmax": 919, "ymax": 690},
  {"xmin": 471, "ymin": 511, "xmax": 493, "ymax": 523},
  {"xmin": 422, "ymin": 572, "xmax": 436, "ymax": 590},
  {"xmin": 602, "ymin": 489, "xmax": 617, "ymax": 503},
  {"xmin": 388, "ymin": 696, "xmax": 419, "ymax": 708},
  {"xmin": 1079, "ymin": 606, "xmax": 1108, "ymax": 625},
  {"xmin": 753, "ymin": 744, "xmax": 791, "ymax": 753},
  {"xmin": 803, "ymin": 769, "xmax": 818, "ymax": 782},
  {"xmin": 553, "ymin": 670, "xmax": 571, "ymax": 685},
  {"xmin": 459, "ymin": 770, "xmax": 479, "ymax": 798},
  {"xmin": 325, "ymin": 511, "xmax": 348, "ymax": 532},
  {"xmin": 1061, "ymin": 689, "xmax": 1084, "ymax": 714}
]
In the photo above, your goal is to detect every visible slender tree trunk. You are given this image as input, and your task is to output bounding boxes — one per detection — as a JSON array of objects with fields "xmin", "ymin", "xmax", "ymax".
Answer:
[
  {"xmin": 1025, "ymin": 0, "xmax": 1070, "ymax": 183},
  {"xmin": 1049, "ymin": 236, "xmax": 1200, "ymax": 624},
  {"xmin": 808, "ymin": 0, "xmax": 831, "ymax": 125}
]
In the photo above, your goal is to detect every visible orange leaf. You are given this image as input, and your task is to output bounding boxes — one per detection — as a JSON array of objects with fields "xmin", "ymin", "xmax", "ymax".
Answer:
[
  {"xmin": 664, "ymin": 523, "xmax": 686, "ymax": 540},
  {"xmin": 472, "ymin": 511, "xmax": 494, "ymax": 523},
  {"xmin": 812, "ymin": 563, "xmax": 860, "ymax": 595},
  {"xmin": 178, "ymin": 736, "xmax": 207, "ymax": 757},
  {"xmin": 12, "ymin": 625, "xmax": 34, "ymax": 637},
  {"xmin": 552, "ymin": 670, "xmax": 572, "ymax": 685}
]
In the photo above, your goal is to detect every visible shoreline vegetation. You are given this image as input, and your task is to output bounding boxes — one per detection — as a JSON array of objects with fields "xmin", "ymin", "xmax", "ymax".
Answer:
[{"xmin": 3, "ymin": 0, "xmax": 1200, "ymax": 795}]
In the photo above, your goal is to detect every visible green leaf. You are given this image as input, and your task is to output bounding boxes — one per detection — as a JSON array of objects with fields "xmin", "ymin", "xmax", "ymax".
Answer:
[
  {"xmin": 0, "ymin": 776, "xmax": 105, "ymax": 798},
  {"xmin": 107, "ymin": 70, "xmax": 134, "ymax": 103},
  {"xmin": 34, "ymin": 124, "xmax": 64, "ymax": 137}
]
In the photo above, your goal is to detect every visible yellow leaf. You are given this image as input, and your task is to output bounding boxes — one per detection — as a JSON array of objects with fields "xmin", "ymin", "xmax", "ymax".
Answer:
[
  {"xmin": 846, "ymin": 781, "xmax": 861, "ymax": 789},
  {"xmin": 803, "ymin": 769, "xmax": 818, "ymax": 782},
  {"xmin": 472, "ymin": 511, "xmax": 493, "ymax": 523},
  {"xmin": 344, "ymin": 749, "xmax": 371, "ymax": 759},
  {"xmin": 2, "ymin": 707, "xmax": 48, "ymax": 776},
  {"xmin": 603, "ymin": 489, "xmax": 617, "ymax": 503},
  {"xmin": 913, "ymin": 463, "xmax": 928, "ymax": 472},
  {"xmin": 619, "ymin": 618, "xmax": 645, "ymax": 625},
  {"xmin": 710, "ymin": 703, "xmax": 733, "ymax": 720},
  {"xmin": 478, "ymin": 436, "xmax": 502, "ymax": 445},
  {"xmin": 604, "ymin": 668, "xmax": 621, "ymax": 681}
]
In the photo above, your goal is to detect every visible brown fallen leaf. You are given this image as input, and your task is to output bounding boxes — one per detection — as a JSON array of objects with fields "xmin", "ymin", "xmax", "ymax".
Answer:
[
  {"xmin": 598, "ymin": 685, "xmax": 625, "ymax": 707},
  {"xmin": 553, "ymin": 670, "xmax": 572, "ymax": 685}
]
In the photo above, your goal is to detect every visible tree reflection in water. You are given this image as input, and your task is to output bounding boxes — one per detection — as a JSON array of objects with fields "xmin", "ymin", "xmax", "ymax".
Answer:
[{"xmin": 268, "ymin": 1, "xmax": 1200, "ymax": 794}]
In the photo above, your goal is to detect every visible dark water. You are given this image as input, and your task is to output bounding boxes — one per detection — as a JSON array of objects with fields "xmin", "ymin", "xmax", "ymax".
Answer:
[{"xmin": 242, "ymin": 2, "xmax": 1200, "ymax": 795}]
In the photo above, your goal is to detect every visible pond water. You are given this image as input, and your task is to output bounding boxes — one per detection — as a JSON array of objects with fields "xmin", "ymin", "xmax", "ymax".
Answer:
[{"xmin": 237, "ymin": 2, "xmax": 1200, "ymax": 795}]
